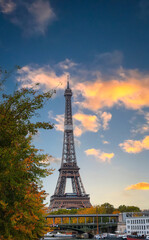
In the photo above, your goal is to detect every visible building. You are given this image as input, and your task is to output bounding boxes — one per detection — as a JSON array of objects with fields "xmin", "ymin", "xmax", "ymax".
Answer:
[
  {"xmin": 117, "ymin": 213, "xmax": 127, "ymax": 234},
  {"xmin": 126, "ymin": 216, "xmax": 149, "ymax": 236}
]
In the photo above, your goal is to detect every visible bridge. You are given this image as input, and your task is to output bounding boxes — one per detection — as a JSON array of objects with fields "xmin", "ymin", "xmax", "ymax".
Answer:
[{"xmin": 46, "ymin": 214, "xmax": 119, "ymax": 234}]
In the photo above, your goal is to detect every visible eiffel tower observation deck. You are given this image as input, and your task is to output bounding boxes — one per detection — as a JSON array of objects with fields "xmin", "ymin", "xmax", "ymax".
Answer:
[{"xmin": 49, "ymin": 78, "xmax": 91, "ymax": 210}]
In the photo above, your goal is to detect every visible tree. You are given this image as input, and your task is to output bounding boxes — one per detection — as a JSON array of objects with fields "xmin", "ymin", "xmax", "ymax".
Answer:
[
  {"xmin": 118, "ymin": 205, "xmax": 140, "ymax": 213},
  {"xmin": 126, "ymin": 206, "xmax": 140, "ymax": 212},
  {"xmin": 100, "ymin": 203, "xmax": 115, "ymax": 214},
  {"xmin": 0, "ymin": 79, "xmax": 55, "ymax": 239},
  {"xmin": 118, "ymin": 205, "xmax": 127, "ymax": 212}
]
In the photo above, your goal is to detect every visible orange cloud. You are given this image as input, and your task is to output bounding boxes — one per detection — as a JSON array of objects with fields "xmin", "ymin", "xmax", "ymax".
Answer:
[
  {"xmin": 73, "ymin": 126, "xmax": 83, "ymax": 137},
  {"xmin": 18, "ymin": 65, "xmax": 67, "ymax": 90},
  {"xmin": 119, "ymin": 135, "xmax": 149, "ymax": 153},
  {"xmin": 18, "ymin": 65, "xmax": 149, "ymax": 112},
  {"xmin": 126, "ymin": 182, "xmax": 149, "ymax": 190},
  {"xmin": 74, "ymin": 70, "xmax": 149, "ymax": 111},
  {"xmin": 73, "ymin": 112, "xmax": 100, "ymax": 133},
  {"xmin": 85, "ymin": 148, "xmax": 114, "ymax": 163}
]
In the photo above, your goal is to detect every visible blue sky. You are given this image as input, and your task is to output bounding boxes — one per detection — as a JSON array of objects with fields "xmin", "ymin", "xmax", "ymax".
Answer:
[{"xmin": 1, "ymin": 0, "xmax": 149, "ymax": 209}]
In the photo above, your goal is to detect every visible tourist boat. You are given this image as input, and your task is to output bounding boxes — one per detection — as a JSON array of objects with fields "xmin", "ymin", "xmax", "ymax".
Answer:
[
  {"xmin": 43, "ymin": 231, "xmax": 76, "ymax": 239},
  {"xmin": 44, "ymin": 231, "xmax": 54, "ymax": 237},
  {"xmin": 54, "ymin": 232, "xmax": 76, "ymax": 238},
  {"xmin": 127, "ymin": 235, "xmax": 146, "ymax": 240}
]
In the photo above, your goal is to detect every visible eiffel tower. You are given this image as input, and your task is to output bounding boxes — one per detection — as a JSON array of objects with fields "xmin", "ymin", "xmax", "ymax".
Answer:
[{"xmin": 49, "ymin": 78, "xmax": 91, "ymax": 210}]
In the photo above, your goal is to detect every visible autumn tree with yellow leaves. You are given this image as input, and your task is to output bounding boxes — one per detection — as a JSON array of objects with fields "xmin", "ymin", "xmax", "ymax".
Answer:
[{"xmin": 0, "ymin": 72, "xmax": 54, "ymax": 240}]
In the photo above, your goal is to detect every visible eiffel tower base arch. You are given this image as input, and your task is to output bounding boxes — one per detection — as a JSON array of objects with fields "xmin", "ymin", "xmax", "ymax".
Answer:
[{"xmin": 50, "ymin": 195, "xmax": 91, "ymax": 210}]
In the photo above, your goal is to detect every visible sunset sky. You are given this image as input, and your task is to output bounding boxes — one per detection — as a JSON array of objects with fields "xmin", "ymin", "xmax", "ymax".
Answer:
[{"xmin": 0, "ymin": 0, "xmax": 149, "ymax": 209}]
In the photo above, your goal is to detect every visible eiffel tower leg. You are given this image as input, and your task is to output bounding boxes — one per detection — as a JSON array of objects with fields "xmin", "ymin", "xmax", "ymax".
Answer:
[
  {"xmin": 77, "ymin": 175, "xmax": 86, "ymax": 195},
  {"xmin": 71, "ymin": 177, "xmax": 78, "ymax": 194},
  {"xmin": 72, "ymin": 175, "xmax": 86, "ymax": 196},
  {"xmin": 54, "ymin": 174, "xmax": 66, "ymax": 196}
]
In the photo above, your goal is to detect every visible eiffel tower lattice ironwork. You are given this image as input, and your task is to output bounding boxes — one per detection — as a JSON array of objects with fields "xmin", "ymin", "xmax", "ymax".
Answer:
[{"xmin": 49, "ymin": 79, "xmax": 91, "ymax": 210}]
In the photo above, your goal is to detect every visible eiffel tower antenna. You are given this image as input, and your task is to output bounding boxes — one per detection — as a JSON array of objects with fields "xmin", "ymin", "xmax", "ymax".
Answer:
[
  {"xmin": 67, "ymin": 74, "xmax": 70, "ymax": 88},
  {"xmin": 49, "ymin": 76, "xmax": 91, "ymax": 210}
]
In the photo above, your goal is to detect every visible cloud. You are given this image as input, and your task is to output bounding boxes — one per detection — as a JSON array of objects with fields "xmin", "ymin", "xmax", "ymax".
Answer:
[
  {"xmin": 73, "ymin": 111, "xmax": 111, "ymax": 136},
  {"xmin": 40, "ymin": 155, "xmax": 60, "ymax": 165},
  {"xmin": 74, "ymin": 138, "xmax": 81, "ymax": 147},
  {"xmin": 98, "ymin": 111, "xmax": 112, "ymax": 130},
  {"xmin": 0, "ymin": 0, "xmax": 56, "ymax": 35},
  {"xmin": 119, "ymin": 135, "xmax": 149, "ymax": 153},
  {"xmin": 48, "ymin": 111, "xmax": 64, "ymax": 132},
  {"xmin": 49, "ymin": 112, "xmax": 101, "ymax": 137},
  {"xmin": 54, "ymin": 114, "xmax": 64, "ymax": 132},
  {"xmin": 48, "ymin": 156, "xmax": 60, "ymax": 164},
  {"xmin": 18, "ymin": 65, "xmax": 67, "ymax": 90},
  {"xmin": 18, "ymin": 62, "xmax": 149, "ymax": 114},
  {"xmin": 74, "ymin": 69, "xmax": 149, "ymax": 111},
  {"xmin": 49, "ymin": 111, "xmax": 111, "ymax": 137},
  {"xmin": 131, "ymin": 111, "xmax": 149, "ymax": 135},
  {"xmin": 73, "ymin": 112, "xmax": 101, "ymax": 136},
  {"xmin": 145, "ymin": 112, "xmax": 149, "ymax": 122},
  {"xmin": 132, "ymin": 124, "xmax": 149, "ymax": 135},
  {"xmin": 126, "ymin": 182, "xmax": 149, "ymax": 190},
  {"xmin": 96, "ymin": 50, "xmax": 123, "ymax": 66},
  {"xmin": 18, "ymin": 62, "xmax": 149, "ymax": 111},
  {"xmin": 73, "ymin": 126, "xmax": 83, "ymax": 137},
  {"xmin": 27, "ymin": 0, "xmax": 56, "ymax": 34},
  {"xmin": 58, "ymin": 59, "xmax": 78, "ymax": 70},
  {"xmin": 102, "ymin": 140, "xmax": 109, "ymax": 144},
  {"xmin": 0, "ymin": 0, "xmax": 16, "ymax": 13},
  {"xmin": 85, "ymin": 148, "xmax": 114, "ymax": 163}
]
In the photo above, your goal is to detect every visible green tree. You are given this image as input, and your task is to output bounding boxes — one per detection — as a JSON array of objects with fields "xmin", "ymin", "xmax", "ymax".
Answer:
[
  {"xmin": 118, "ymin": 205, "xmax": 127, "ymax": 212},
  {"xmin": 118, "ymin": 205, "xmax": 140, "ymax": 212},
  {"xmin": 100, "ymin": 202, "xmax": 115, "ymax": 214},
  {"xmin": 0, "ymin": 79, "xmax": 55, "ymax": 239}
]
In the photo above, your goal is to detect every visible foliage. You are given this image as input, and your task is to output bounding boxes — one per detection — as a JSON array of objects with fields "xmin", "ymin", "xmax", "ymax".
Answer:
[
  {"xmin": 100, "ymin": 203, "xmax": 114, "ymax": 214},
  {"xmin": 50, "ymin": 209, "xmax": 77, "ymax": 215},
  {"xmin": 0, "ymin": 76, "xmax": 55, "ymax": 239},
  {"xmin": 118, "ymin": 205, "xmax": 140, "ymax": 213}
]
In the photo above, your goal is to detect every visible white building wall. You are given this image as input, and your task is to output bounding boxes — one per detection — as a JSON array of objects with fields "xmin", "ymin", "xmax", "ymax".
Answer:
[{"xmin": 126, "ymin": 217, "xmax": 149, "ymax": 236}]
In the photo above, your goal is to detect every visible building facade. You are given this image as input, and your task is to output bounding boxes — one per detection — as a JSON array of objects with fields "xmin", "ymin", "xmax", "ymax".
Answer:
[{"xmin": 126, "ymin": 216, "xmax": 149, "ymax": 236}]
